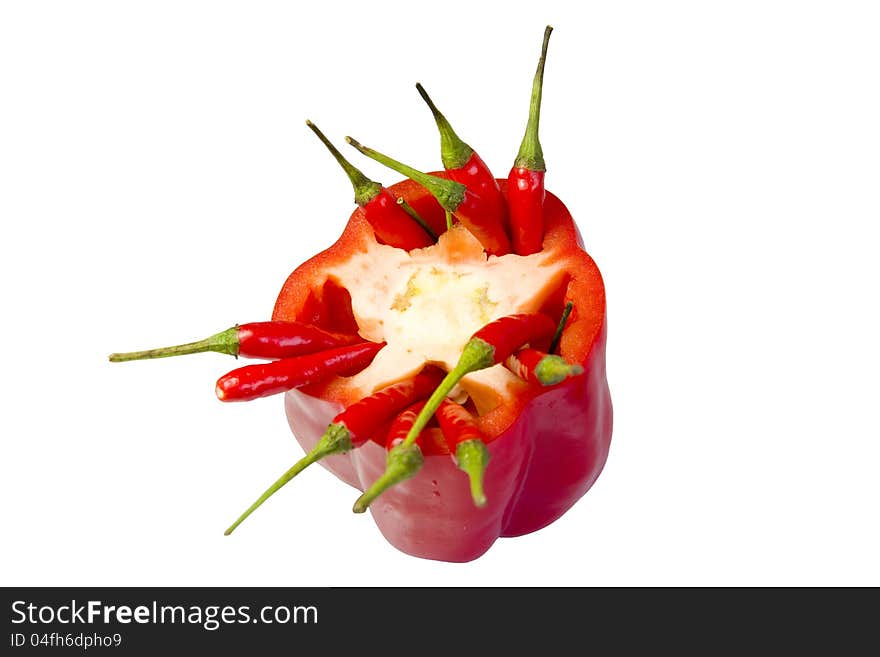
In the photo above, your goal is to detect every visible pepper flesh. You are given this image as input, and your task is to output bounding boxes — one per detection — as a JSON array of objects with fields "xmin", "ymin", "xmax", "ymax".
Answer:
[{"xmin": 274, "ymin": 177, "xmax": 611, "ymax": 562}]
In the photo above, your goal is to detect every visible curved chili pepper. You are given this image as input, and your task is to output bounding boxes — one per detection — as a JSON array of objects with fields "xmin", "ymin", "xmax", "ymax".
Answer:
[
  {"xmin": 435, "ymin": 399, "xmax": 490, "ymax": 507},
  {"xmin": 505, "ymin": 347, "xmax": 583, "ymax": 386},
  {"xmin": 345, "ymin": 137, "xmax": 512, "ymax": 256},
  {"xmin": 415, "ymin": 82, "xmax": 508, "ymax": 236},
  {"xmin": 306, "ymin": 121, "xmax": 435, "ymax": 250},
  {"xmin": 108, "ymin": 321, "xmax": 361, "ymax": 363},
  {"xmin": 508, "ymin": 26, "xmax": 553, "ymax": 256},
  {"xmin": 353, "ymin": 401, "xmax": 428, "ymax": 513},
  {"xmin": 215, "ymin": 341, "xmax": 385, "ymax": 402},
  {"xmin": 224, "ymin": 369, "xmax": 443, "ymax": 534}
]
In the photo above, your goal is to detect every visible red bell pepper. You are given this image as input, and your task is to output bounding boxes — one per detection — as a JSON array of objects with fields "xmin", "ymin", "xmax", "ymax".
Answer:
[
  {"xmin": 274, "ymin": 176, "xmax": 612, "ymax": 562},
  {"xmin": 109, "ymin": 26, "xmax": 612, "ymax": 563},
  {"xmin": 415, "ymin": 82, "xmax": 509, "ymax": 239}
]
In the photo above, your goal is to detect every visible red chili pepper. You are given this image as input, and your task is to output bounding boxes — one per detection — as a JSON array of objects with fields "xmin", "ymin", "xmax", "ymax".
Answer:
[
  {"xmin": 108, "ymin": 321, "xmax": 361, "ymax": 363},
  {"xmin": 224, "ymin": 369, "xmax": 443, "ymax": 534},
  {"xmin": 435, "ymin": 399, "xmax": 490, "ymax": 507},
  {"xmin": 415, "ymin": 82, "xmax": 509, "ymax": 236},
  {"xmin": 505, "ymin": 347, "xmax": 583, "ymax": 386},
  {"xmin": 384, "ymin": 401, "xmax": 428, "ymax": 447},
  {"xmin": 345, "ymin": 137, "xmax": 512, "ymax": 256},
  {"xmin": 215, "ymin": 341, "xmax": 385, "ymax": 402},
  {"xmin": 337, "ymin": 369, "xmax": 443, "ymax": 445},
  {"xmin": 508, "ymin": 26, "xmax": 553, "ymax": 256},
  {"xmin": 306, "ymin": 121, "xmax": 436, "ymax": 249}
]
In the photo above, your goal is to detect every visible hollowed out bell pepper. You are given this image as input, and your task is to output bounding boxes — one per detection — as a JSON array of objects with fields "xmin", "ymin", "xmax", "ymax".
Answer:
[
  {"xmin": 274, "ymin": 177, "xmax": 612, "ymax": 562},
  {"xmin": 108, "ymin": 26, "xmax": 613, "ymax": 562}
]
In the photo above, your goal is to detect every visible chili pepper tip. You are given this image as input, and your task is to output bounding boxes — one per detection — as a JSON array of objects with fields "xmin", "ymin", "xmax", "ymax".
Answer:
[
  {"xmin": 456, "ymin": 439, "xmax": 490, "ymax": 507},
  {"xmin": 224, "ymin": 424, "xmax": 354, "ymax": 535},
  {"xmin": 352, "ymin": 443, "xmax": 424, "ymax": 513}
]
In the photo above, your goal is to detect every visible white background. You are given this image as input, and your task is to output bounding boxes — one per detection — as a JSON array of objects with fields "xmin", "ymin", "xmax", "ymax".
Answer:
[{"xmin": 2, "ymin": 1, "xmax": 878, "ymax": 586}]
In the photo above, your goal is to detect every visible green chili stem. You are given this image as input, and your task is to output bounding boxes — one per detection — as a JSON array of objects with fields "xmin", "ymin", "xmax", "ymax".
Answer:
[
  {"xmin": 108, "ymin": 327, "xmax": 239, "ymax": 362},
  {"xmin": 307, "ymin": 120, "xmax": 381, "ymax": 207},
  {"xmin": 345, "ymin": 137, "xmax": 466, "ymax": 212}
]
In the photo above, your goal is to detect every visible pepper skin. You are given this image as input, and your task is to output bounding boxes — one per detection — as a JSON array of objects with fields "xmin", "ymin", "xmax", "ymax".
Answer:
[{"xmin": 274, "ymin": 177, "xmax": 612, "ymax": 562}]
